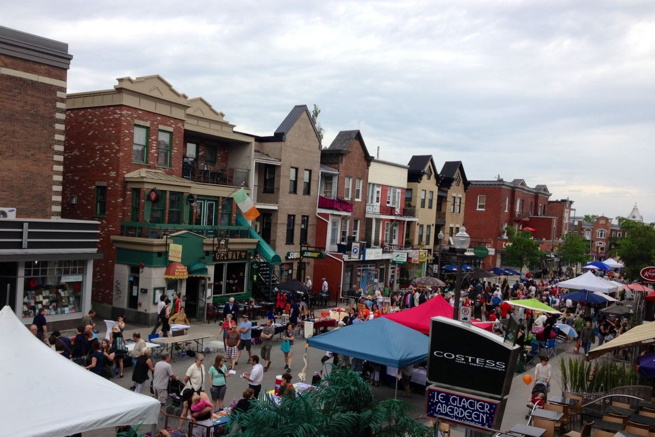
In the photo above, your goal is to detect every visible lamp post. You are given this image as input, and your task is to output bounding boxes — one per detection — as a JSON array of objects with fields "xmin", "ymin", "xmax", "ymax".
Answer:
[
  {"xmin": 436, "ymin": 231, "xmax": 444, "ymax": 278},
  {"xmin": 453, "ymin": 226, "xmax": 471, "ymax": 321}
]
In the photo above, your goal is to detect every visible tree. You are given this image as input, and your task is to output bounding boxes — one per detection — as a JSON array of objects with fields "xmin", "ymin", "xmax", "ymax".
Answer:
[
  {"xmin": 310, "ymin": 104, "xmax": 325, "ymax": 145},
  {"xmin": 503, "ymin": 227, "xmax": 542, "ymax": 270},
  {"xmin": 558, "ymin": 233, "xmax": 589, "ymax": 269},
  {"xmin": 583, "ymin": 215, "xmax": 598, "ymax": 224},
  {"xmin": 615, "ymin": 217, "xmax": 655, "ymax": 280},
  {"xmin": 228, "ymin": 367, "xmax": 432, "ymax": 437}
]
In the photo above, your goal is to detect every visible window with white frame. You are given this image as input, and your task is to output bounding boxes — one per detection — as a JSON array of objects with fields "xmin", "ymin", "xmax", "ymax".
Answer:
[
  {"xmin": 420, "ymin": 190, "xmax": 426, "ymax": 208},
  {"xmin": 426, "ymin": 225, "xmax": 431, "ymax": 245},
  {"xmin": 596, "ymin": 229, "xmax": 607, "ymax": 239},
  {"xmin": 355, "ymin": 178, "xmax": 363, "ymax": 201},
  {"xmin": 418, "ymin": 225, "xmax": 424, "ymax": 245},
  {"xmin": 456, "ymin": 196, "xmax": 462, "ymax": 214},
  {"xmin": 385, "ymin": 222, "xmax": 398, "ymax": 244},
  {"xmin": 428, "ymin": 191, "xmax": 434, "ymax": 209},
  {"xmin": 515, "ymin": 199, "xmax": 520, "ymax": 213},
  {"xmin": 341, "ymin": 218, "xmax": 350, "ymax": 243},
  {"xmin": 387, "ymin": 187, "xmax": 400, "ymax": 208},
  {"xmin": 344, "ymin": 176, "xmax": 352, "ymax": 200},
  {"xmin": 353, "ymin": 219, "xmax": 360, "ymax": 241},
  {"xmin": 322, "ymin": 175, "xmax": 335, "ymax": 198},
  {"xmin": 477, "ymin": 195, "xmax": 486, "ymax": 210},
  {"xmin": 368, "ymin": 184, "xmax": 381, "ymax": 204},
  {"xmin": 505, "ymin": 197, "xmax": 509, "ymax": 212},
  {"xmin": 451, "ymin": 195, "xmax": 456, "ymax": 213},
  {"xmin": 330, "ymin": 219, "xmax": 340, "ymax": 246}
]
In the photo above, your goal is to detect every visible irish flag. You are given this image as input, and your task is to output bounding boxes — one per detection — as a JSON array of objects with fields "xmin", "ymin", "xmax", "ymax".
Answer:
[{"xmin": 232, "ymin": 188, "xmax": 260, "ymax": 220}]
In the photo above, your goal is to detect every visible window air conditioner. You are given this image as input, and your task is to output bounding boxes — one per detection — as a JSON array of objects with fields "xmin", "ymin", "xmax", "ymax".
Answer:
[{"xmin": 0, "ymin": 207, "xmax": 17, "ymax": 219}]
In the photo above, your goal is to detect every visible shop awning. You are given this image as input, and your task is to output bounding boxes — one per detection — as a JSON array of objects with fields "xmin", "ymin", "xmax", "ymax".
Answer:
[
  {"xmin": 187, "ymin": 261, "xmax": 208, "ymax": 277},
  {"xmin": 164, "ymin": 262, "xmax": 188, "ymax": 279},
  {"xmin": 589, "ymin": 321, "xmax": 655, "ymax": 359}
]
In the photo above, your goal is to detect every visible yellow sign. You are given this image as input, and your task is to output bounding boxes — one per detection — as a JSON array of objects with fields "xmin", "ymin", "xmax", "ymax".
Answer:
[
  {"xmin": 169, "ymin": 243, "xmax": 183, "ymax": 262},
  {"xmin": 419, "ymin": 250, "xmax": 429, "ymax": 263}
]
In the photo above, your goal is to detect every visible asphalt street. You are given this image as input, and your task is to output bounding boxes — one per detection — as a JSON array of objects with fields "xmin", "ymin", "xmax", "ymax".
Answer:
[{"xmin": 77, "ymin": 311, "xmax": 576, "ymax": 436}]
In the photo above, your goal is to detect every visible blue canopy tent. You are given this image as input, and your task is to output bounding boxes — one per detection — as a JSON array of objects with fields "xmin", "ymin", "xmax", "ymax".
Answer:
[
  {"xmin": 308, "ymin": 318, "xmax": 428, "ymax": 397},
  {"xmin": 583, "ymin": 261, "xmax": 611, "ymax": 271},
  {"xmin": 561, "ymin": 289, "xmax": 612, "ymax": 304},
  {"xmin": 504, "ymin": 268, "xmax": 522, "ymax": 276}
]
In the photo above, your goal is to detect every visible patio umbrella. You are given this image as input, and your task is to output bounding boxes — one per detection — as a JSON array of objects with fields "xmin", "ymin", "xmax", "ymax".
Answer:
[
  {"xmin": 639, "ymin": 353, "xmax": 655, "ymax": 378},
  {"xmin": 442, "ymin": 264, "xmax": 474, "ymax": 272},
  {"xmin": 560, "ymin": 290, "xmax": 613, "ymax": 305},
  {"xmin": 583, "ymin": 261, "xmax": 611, "ymax": 271},
  {"xmin": 555, "ymin": 324, "xmax": 578, "ymax": 338},
  {"xmin": 413, "ymin": 276, "xmax": 446, "ymax": 287},
  {"xmin": 522, "ymin": 227, "xmax": 536, "ymax": 232},
  {"xmin": 468, "ymin": 269, "xmax": 496, "ymax": 279},
  {"xmin": 489, "ymin": 267, "xmax": 508, "ymax": 275},
  {"xmin": 277, "ymin": 279, "xmax": 310, "ymax": 293},
  {"xmin": 504, "ymin": 268, "xmax": 522, "ymax": 276},
  {"xmin": 600, "ymin": 303, "xmax": 634, "ymax": 316},
  {"xmin": 504, "ymin": 299, "xmax": 560, "ymax": 314},
  {"xmin": 623, "ymin": 283, "xmax": 652, "ymax": 293},
  {"xmin": 645, "ymin": 292, "xmax": 655, "ymax": 303}
]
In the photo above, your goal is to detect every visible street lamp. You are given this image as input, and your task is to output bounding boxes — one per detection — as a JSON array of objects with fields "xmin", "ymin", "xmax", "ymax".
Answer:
[
  {"xmin": 453, "ymin": 226, "xmax": 471, "ymax": 321},
  {"xmin": 436, "ymin": 231, "xmax": 445, "ymax": 277}
]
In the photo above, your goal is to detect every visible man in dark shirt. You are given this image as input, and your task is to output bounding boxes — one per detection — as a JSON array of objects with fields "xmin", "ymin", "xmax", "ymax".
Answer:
[
  {"xmin": 32, "ymin": 308, "xmax": 48, "ymax": 342},
  {"xmin": 72, "ymin": 325, "xmax": 89, "ymax": 361},
  {"xmin": 53, "ymin": 330, "xmax": 72, "ymax": 359},
  {"xmin": 223, "ymin": 297, "xmax": 239, "ymax": 321}
]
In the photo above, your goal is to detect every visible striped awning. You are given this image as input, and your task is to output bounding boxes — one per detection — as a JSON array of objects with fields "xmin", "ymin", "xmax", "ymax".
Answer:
[{"xmin": 164, "ymin": 262, "xmax": 188, "ymax": 279}]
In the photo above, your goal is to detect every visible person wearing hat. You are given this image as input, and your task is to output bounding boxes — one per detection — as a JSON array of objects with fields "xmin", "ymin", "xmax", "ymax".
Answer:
[{"xmin": 236, "ymin": 314, "xmax": 253, "ymax": 366}]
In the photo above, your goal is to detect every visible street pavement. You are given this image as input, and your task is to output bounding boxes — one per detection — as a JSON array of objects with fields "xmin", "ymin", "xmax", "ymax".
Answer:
[{"xmin": 78, "ymin": 311, "xmax": 577, "ymax": 436}]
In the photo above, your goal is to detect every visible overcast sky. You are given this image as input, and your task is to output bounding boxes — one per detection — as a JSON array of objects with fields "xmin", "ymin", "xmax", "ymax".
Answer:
[{"xmin": 4, "ymin": 1, "xmax": 654, "ymax": 223}]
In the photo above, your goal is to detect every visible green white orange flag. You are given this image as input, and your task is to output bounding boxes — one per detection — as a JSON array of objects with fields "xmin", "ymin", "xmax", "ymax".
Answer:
[{"xmin": 232, "ymin": 188, "xmax": 260, "ymax": 220}]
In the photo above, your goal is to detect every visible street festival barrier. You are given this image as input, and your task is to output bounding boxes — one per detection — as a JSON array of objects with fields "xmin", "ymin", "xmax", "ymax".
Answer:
[{"xmin": 426, "ymin": 316, "xmax": 520, "ymax": 432}]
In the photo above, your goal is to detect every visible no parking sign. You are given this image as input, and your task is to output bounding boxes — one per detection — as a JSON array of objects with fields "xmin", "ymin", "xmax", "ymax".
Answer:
[{"xmin": 459, "ymin": 306, "xmax": 471, "ymax": 322}]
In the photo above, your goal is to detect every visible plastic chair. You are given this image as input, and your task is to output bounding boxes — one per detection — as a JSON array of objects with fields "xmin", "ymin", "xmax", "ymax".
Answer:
[{"xmin": 148, "ymin": 333, "xmax": 159, "ymax": 343}]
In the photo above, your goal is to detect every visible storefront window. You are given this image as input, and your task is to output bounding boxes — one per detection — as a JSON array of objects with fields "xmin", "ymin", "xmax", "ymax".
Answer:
[
  {"xmin": 22, "ymin": 260, "xmax": 84, "ymax": 319},
  {"xmin": 212, "ymin": 263, "xmax": 246, "ymax": 296}
]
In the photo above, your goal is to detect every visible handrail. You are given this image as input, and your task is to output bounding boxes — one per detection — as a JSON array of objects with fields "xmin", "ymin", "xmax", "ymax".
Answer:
[{"xmin": 580, "ymin": 394, "xmax": 645, "ymax": 408}]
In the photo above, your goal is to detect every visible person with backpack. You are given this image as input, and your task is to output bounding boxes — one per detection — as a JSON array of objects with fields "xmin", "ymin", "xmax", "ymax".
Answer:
[{"xmin": 110, "ymin": 324, "xmax": 127, "ymax": 378}]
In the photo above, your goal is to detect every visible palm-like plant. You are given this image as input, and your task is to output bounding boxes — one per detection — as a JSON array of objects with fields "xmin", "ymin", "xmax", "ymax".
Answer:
[{"xmin": 228, "ymin": 367, "xmax": 432, "ymax": 437}]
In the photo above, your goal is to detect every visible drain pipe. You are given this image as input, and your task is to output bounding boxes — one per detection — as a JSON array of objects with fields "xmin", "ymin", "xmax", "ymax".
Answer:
[{"xmin": 316, "ymin": 212, "xmax": 345, "ymax": 303}]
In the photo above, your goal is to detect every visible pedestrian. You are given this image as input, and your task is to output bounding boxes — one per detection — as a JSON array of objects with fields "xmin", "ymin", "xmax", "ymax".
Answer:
[
  {"xmin": 110, "ymin": 325, "xmax": 127, "ymax": 378},
  {"xmin": 278, "ymin": 372, "xmax": 296, "ymax": 398},
  {"xmin": 85, "ymin": 339, "xmax": 106, "ymax": 377},
  {"xmin": 153, "ymin": 353, "xmax": 176, "ymax": 405},
  {"xmin": 534, "ymin": 355, "xmax": 552, "ymax": 392},
  {"xmin": 32, "ymin": 307, "xmax": 48, "ymax": 342},
  {"xmin": 224, "ymin": 325, "xmax": 240, "ymax": 369},
  {"xmin": 208, "ymin": 355, "xmax": 230, "ymax": 410},
  {"xmin": 304, "ymin": 275, "xmax": 312, "ymax": 291},
  {"xmin": 580, "ymin": 320, "xmax": 596, "ymax": 358},
  {"xmin": 236, "ymin": 314, "xmax": 253, "ymax": 365},
  {"xmin": 132, "ymin": 348, "xmax": 155, "ymax": 394},
  {"xmin": 131, "ymin": 331, "xmax": 147, "ymax": 358},
  {"xmin": 184, "ymin": 354, "xmax": 206, "ymax": 393},
  {"xmin": 241, "ymin": 355, "xmax": 264, "ymax": 398},
  {"xmin": 219, "ymin": 313, "xmax": 236, "ymax": 347},
  {"xmin": 282, "ymin": 322, "xmax": 295, "ymax": 371},
  {"xmin": 71, "ymin": 325, "xmax": 89, "ymax": 365},
  {"xmin": 52, "ymin": 330, "xmax": 72, "ymax": 359},
  {"xmin": 400, "ymin": 365, "xmax": 413, "ymax": 397},
  {"xmin": 160, "ymin": 298, "xmax": 171, "ymax": 337},
  {"xmin": 223, "ymin": 297, "xmax": 239, "ymax": 322},
  {"xmin": 259, "ymin": 318, "xmax": 275, "ymax": 372},
  {"xmin": 82, "ymin": 309, "xmax": 96, "ymax": 331},
  {"xmin": 152, "ymin": 294, "xmax": 166, "ymax": 335}
]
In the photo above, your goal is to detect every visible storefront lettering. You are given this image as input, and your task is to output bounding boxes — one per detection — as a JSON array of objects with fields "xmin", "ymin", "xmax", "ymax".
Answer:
[{"xmin": 215, "ymin": 250, "xmax": 249, "ymax": 261}]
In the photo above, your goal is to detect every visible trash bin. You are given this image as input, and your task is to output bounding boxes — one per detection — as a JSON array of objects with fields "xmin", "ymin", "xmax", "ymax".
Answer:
[{"xmin": 304, "ymin": 321, "xmax": 314, "ymax": 338}]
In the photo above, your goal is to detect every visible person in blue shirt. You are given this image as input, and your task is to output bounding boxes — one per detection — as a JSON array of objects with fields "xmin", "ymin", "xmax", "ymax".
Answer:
[{"xmin": 236, "ymin": 314, "xmax": 252, "ymax": 365}]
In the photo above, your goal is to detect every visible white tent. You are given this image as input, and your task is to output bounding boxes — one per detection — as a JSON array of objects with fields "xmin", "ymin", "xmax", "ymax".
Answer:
[
  {"xmin": 603, "ymin": 258, "xmax": 625, "ymax": 268},
  {"xmin": 0, "ymin": 306, "xmax": 160, "ymax": 437},
  {"xmin": 557, "ymin": 271, "xmax": 619, "ymax": 293}
]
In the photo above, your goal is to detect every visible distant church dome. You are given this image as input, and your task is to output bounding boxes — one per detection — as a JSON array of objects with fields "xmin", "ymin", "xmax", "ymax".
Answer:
[{"xmin": 627, "ymin": 203, "xmax": 643, "ymax": 222}]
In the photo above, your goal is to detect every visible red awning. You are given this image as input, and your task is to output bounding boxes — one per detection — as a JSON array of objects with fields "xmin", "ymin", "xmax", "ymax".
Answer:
[{"xmin": 164, "ymin": 262, "xmax": 188, "ymax": 279}]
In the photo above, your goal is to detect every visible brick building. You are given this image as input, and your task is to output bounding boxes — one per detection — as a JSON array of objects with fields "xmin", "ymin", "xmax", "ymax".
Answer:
[{"xmin": 0, "ymin": 26, "xmax": 100, "ymax": 326}]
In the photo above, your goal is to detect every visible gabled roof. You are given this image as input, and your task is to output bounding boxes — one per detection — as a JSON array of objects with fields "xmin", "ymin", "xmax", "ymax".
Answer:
[
  {"xmin": 273, "ymin": 105, "xmax": 321, "ymax": 145},
  {"xmin": 325, "ymin": 130, "xmax": 373, "ymax": 160},
  {"xmin": 407, "ymin": 155, "xmax": 437, "ymax": 183},
  {"xmin": 439, "ymin": 161, "xmax": 469, "ymax": 190},
  {"xmin": 534, "ymin": 184, "xmax": 550, "ymax": 194}
]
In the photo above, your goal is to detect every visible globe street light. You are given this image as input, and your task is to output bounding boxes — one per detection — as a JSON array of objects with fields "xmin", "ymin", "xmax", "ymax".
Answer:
[
  {"xmin": 436, "ymin": 230, "xmax": 445, "ymax": 277},
  {"xmin": 453, "ymin": 226, "xmax": 471, "ymax": 321}
]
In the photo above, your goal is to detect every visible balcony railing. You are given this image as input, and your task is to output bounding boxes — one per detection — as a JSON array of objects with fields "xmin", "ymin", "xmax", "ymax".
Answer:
[
  {"xmin": 366, "ymin": 204, "xmax": 416, "ymax": 217},
  {"xmin": 436, "ymin": 211, "xmax": 446, "ymax": 222},
  {"xmin": 318, "ymin": 196, "xmax": 354, "ymax": 212},
  {"xmin": 182, "ymin": 159, "xmax": 249, "ymax": 186},
  {"xmin": 120, "ymin": 222, "xmax": 253, "ymax": 239}
]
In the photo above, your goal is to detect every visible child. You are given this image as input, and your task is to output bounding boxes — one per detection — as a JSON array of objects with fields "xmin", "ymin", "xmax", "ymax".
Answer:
[{"xmin": 190, "ymin": 393, "xmax": 214, "ymax": 414}]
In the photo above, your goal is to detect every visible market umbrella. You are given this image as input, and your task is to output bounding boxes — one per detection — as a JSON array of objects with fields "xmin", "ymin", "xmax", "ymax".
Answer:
[
  {"xmin": 555, "ymin": 324, "xmax": 578, "ymax": 338},
  {"xmin": 639, "ymin": 353, "xmax": 655, "ymax": 378},
  {"xmin": 600, "ymin": 303, "xmax": 634, "ymax": 316},
  {"xmin": 504, "ymin": 268, "xmax": 522, "ymax": 276},
  {"xmin": 489, "ymin": 267, "xmax": 508, "ymax": 275},
  {"xmin": 522, "ymin": 227, "xmax": 536, "ymax": 232},
  {"xmin": 413, "ymin": 276, "xmax": 446, "ymax": 287},
  {"xmin": 468, "ymin": 269, "xmax": 496, "ymax": 279},
  {"xmin": 560, "ymin": 290, "xmax": 613, "ymax": 305},
  {"xmin": 645, "ymin": 292, "xmax": 655, "ymax": 303},
  {"xmin": 583, "ymin": 261, "xmax": 611, "ymax": 271},
  {"xmin": 624, "ymin": 283, "xmax": 652, "ymax": 293},
  {"xmin": 277, "ymin": 279, "xmax": 310, "ymax": 293},
  {"xmin": 504, "ymin": 298, "xmax": 560, "ymax": 314},
  {"xmin": 442, "ymin": 264, "xmax": 474, "ymax": 272}
]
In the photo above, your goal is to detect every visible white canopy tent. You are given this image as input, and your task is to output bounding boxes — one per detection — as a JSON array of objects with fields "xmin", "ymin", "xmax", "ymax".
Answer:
[
  {"xmin": 557, "ymin": 271, "xmax": 619, "ymax": 294},
  {"xmin": 0, "ymin": 306, "xmax": 160, "ymax": 437},
  {"xmin": 603, "ymin": 258, "xmax": 625, "ymax": 268}
]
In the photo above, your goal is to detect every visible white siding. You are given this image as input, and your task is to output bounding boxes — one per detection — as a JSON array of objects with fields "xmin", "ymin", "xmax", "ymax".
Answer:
[{"xmin": 368, "ymin": 161, "xmax": 407, "ymax": 188}]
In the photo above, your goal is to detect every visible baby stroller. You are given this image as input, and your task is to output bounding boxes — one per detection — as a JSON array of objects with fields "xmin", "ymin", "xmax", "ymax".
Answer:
[
  {"xmin": 526, "ymin": 382, "xmax": 548, "ymax": 419},
  {"xmin": 165, "ymin": 379, "xmax": 186, "ymax": 417}
]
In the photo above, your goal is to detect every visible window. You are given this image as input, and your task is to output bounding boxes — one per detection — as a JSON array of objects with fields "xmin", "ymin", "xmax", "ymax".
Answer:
[
  {"xmin": 95, "ymin": 186, "xmax": 107, "ymax": 217},
  {"xmin": 205, "ymin": 145, "xmax": 217, "ymax": 165},
  {"xmin": 457, "ymin": 196, "xmax": 462, "ymax": 213},
  {"xmin": 426, "ymin": 225, "xmax": 432, "ymax": 246},
  {"xmin": 405, "ymin": 188, "xmax": 413, "ymax": 205},
  {"xmin": 286, "ymin": 215, "xmax": 296, "ymax": 244},
  {"xmin": 330, "ymin": 219, "xmax": 339, "ymax": 246},
  {"xmin": 289, "ymin": 167, "xmax": 298, "ymax": 194},
  {"xmin": 132, "ymin": 125, "xmax": 148, "ymax": 163},
  {"xmin": 341, "ymin": 218, "xmax": 350, "ymax": 243},
  {"xmin": 131, "ymin": 188, "xmax": 140, "ymax": 221},
  {"xmin": 261, "ymin": 213, "xmax": 272, "ymax": 243},
  {"xmin": 597, "ymin": 229, "xmax": 607, "ymax": 239},
  {"xmin": 303, "ymin": 170, "xmax": 311, "ymax": 195},
  {"xmin": 168, "ymin": 192, "xmax": 182, "ymax": 224},
  {"xmin": 418, "ymin": 225, "xmax": 424, "ymax": 245},
  {"xmin": 344, "ymin": 177, "xmax": 352, "ymax": 200},
  {"xmin": 149, "ymin": 190, "xmax": 166, "ymax": 224},
  {"xmin": 505, "ymin": 197, "xmax": 509, "ymax": 212},
  {"xmin": 355, "ymin": 178, "xmax": 363, "ymax": 201},
  {"xmin": 387, "ymin": 187, "xmax": 400, "ymax": 208},
  {"xmin": 264, "ymin": 165, "xmax": 275, "ymax": 194},
  {"xmin": 157, "ymin": 130, "xmax": 172, "ymax": 166},
  {"xmin": 368, "ymin": 184, "xmax": 381, "ymax": 204},
  {"xmin": 428, "ymin": 191, "xmax": 434, "ymax": 209},
  {"xmin": 321, "ymin": 175, "xmax": 335, "ymax": 198},
  {"xmin": 451, "ymin": 195, "xmax": 456, "ymax": 213},
  {"xmin": 385, "ymin": 222, "xmax": 398, "ymax": 244},
  {"xmin": 420, "ymin": 190, "xmax": 426, "ymax": 208},
  {"xmin": 353, "ymin": 219, "xmax": 360, "ymax": 241},
  {"xmin": 300, "ymin": 215, "xmax": 309, "ymax": 244},
  {"xmin": 477, "ymin": 195, "xmax": 486, "ymax": 210}
]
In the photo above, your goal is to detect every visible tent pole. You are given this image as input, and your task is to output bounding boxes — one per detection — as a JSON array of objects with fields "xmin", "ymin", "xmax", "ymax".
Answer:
[{"xmin": 395, "ymin": 375, "xmax": 398, "ymax": 399}]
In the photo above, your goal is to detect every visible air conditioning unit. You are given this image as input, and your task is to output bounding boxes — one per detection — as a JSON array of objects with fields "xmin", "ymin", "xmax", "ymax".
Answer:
[{"xmin": 0, "ymin": 207, "xmax": 17, "ymax": 219}]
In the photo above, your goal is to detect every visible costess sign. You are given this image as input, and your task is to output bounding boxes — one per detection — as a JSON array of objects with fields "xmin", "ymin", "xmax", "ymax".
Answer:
[{"xmin": 428, "ymin": 316, "xmax": 520, "ymax": 398}]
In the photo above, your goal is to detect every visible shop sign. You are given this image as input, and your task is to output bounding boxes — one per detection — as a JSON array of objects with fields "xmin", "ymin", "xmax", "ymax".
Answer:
[
  {"xmin": 428, "ymin": 317, "xmax": 519, "ymax": 398},
  {"xmin": 301, "ymin": 250, "xmax": 324, "ymax": 259},
  {"xmin": 350, "ymin": 243, "xmax": 361, "ymax": 260},
  {"xmin": 286, "ymin": 251, "xmax": 301, "ymax": 260},
  {"xmin": 391, "ymin": 251, "xmax": 408, "ymax": 264},
  {"xmin": 419, "ymin": 250, "xmax": 429, "ymax": 263},
  {"xmin": 364, "ymin": 248, "xmax": 382, "ymax": 260},
  {"xmin": 214, "ymin": 250, "xmax": 249, "ymax": 261},
  {"xmin": 168, "ymin": 243, "xmax": 183, "ymax": 262},
  {"xmin": 61, "ymin": 274, "xmax": 83, "ymax": 283},
  {"xmin": 473, "ymin": 246, "xmax": 489, "ymax": 258},
  {"xmin": 426, "ymin": 386, "xmax": 505, "ymax": 431},
  {"xmin": 641, "ymin": 266, "xmax": 655, "ymax": 281},
  {"xmin": 280, "ymin": 263, "xmax": 293, "ymax": 274}
]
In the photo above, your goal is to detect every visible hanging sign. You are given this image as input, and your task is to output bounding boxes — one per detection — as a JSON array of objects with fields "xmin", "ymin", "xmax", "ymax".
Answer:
[
  {"xmin": 168, "ymin": 243, "xmax": 183, "ymax": 262},
  {"xmin": 426, "ymin": 386, "xmax": 506, "ymax": 431}
]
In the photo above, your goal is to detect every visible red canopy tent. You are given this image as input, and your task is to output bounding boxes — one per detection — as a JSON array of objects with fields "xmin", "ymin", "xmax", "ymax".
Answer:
[{"xmin": 381, "ymin": 295, "xmax": 493, "ymax": 334}]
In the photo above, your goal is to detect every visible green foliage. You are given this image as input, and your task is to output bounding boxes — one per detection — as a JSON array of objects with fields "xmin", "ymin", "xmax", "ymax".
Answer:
[
  {"xmin": 228, "ymin": 367, "xmax": 432, "ymax": 437},
  {"xmin": 503, "ymin": 227, "xmax": 542, "ymax": 270},
  {"xmin": 616, "ymin": 218, "xmax": 655, "ymax": 280},
  {"xmin": 558, "ymin": 233, "xmax": 590, "ymax": 267},
  {"xmin": 560, "ymin": 357, "xmax": 639, "ymax": 393},
  {"xmin": 583, "ymin": 215, "xmax": 598, "ymax": 224},
  {"xmin": 311, "ymin": 104, "xmax": 325, "ymax": 145}
]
